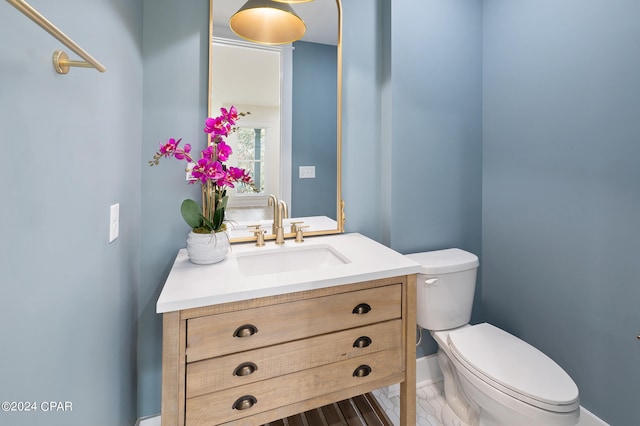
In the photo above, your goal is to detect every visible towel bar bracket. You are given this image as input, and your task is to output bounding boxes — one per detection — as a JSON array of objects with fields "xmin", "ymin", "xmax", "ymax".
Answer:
[{"xmin": 53, "ymin": 50, "xmax": 94, "ymax": 74}]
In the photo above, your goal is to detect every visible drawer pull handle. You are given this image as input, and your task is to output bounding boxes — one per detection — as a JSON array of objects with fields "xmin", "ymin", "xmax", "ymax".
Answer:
[
  {"xmin": 353, "ymin": 336, "xmax": 372, "ymax": 348},
  {"xmin": 352, "ymin": 303, "xmax": 371, "ymax": 315},
  {"xmin": 232, "ymin": 395, "xmax": 257, "ymax": 411},
  {"xmin": 233, "ymin": 324, "xmax": 258, "ymax": 338},
  {"xmin": 233, "ymin": 362, "xmax": 258, "ymax": 377},
  {"xmin": 353, "ymin": 365, "xmax": 372, "ymax": 377}
]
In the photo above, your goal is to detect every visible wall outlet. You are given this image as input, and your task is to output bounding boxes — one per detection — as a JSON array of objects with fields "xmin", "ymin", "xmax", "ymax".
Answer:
[
  {"xmin": 299, "ymin": 166, "xmax": 316, "ymax": 179},
  {"xmin": 186, "ymin": 162, "xmax": 197, "ymax": 181},
  {"xmin": 109, "ymin": 203, "xmax": 119, "ymax": 243}
]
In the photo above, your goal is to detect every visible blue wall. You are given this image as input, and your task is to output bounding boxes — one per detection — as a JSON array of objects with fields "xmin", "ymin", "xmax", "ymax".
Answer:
[
  {"xmin": 482, "ymin": 1, "xmax": 640, "ymax": 424},
  {"xmin": 292, "ymin": 41, "xmax": 338, "ymax": 219},
  {"xmin": 342, "ymin": 0, "xmax": 483, "ymax": 259},
  {"xmin": 139, "ymin": 0, "xmax": 209, "ymax": 417},
  {"xmin": 341, "ymin": 0, "xmax": 387, "ymax": 242},
  {"xmin": 0, "ymin": 0, "xmax": 142, "ymax": 425}
]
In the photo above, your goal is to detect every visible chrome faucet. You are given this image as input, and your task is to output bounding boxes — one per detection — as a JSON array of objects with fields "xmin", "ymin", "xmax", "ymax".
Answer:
[{"xmin": 267, "ymin": 194, "xmax": 278, "ymax": 235}]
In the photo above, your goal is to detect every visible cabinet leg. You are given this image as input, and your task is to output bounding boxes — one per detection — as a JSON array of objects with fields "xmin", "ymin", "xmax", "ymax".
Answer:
[
  {"xmin": 400, "ymin": 379, "xmax": 416, "ymax": 426},
  {"xmin": 162, "ymin": 311, "xmax": 186, "ymax": 426},
  {"xmin": 400, "ymin": 275, "xmax": 417, "ymax": 426}
]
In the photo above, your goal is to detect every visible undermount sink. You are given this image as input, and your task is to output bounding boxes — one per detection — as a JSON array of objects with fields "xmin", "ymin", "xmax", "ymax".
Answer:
[{"xmin": 236, "ymin": 244, "xmax": 351, "ymax": 276}]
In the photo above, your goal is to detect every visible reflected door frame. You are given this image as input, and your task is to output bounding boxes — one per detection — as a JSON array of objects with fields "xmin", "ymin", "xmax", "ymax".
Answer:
[{"xmin": 211, "ymin": 33, "xmax": 293, "ymax": 210}]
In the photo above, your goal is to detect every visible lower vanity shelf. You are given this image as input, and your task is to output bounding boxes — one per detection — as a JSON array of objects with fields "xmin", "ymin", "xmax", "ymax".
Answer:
[
  {"xmin": 161, "ymin": 275, "xmax": 416, "ymax": 426},
  {"xmin": 269, "ymin": 393, "xmax": 393, "ymax": 426}
]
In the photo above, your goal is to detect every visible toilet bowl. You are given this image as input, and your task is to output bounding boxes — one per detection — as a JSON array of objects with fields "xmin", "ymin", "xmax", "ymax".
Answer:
[{"xmin": 406, "ymin": 249, "xmax": 580, "ymax": 426}]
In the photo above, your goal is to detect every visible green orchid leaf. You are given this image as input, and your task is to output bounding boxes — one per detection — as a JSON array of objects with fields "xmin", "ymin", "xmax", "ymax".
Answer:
[
  {"xmin": 211, "ymin": 195, "xmax": 228, "ymax": 230},
  {"xmin": 201, "ymin": 215, "xmax": 215, "ymax": 231},
  {"xmin": 181, "ymin": 199, "xmax": 203, "ymax": 229},
  {"xmin": 217, "ymin": 195, "xmax": 229, "ymax": 211}
]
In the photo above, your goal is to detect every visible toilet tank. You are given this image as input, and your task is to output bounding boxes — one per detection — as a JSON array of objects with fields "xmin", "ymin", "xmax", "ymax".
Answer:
[{"xmin": 406, "ymin": 249, "xmax": 479, "ymax": 331}]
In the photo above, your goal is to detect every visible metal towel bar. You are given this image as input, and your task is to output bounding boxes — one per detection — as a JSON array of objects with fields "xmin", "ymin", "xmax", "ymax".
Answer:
[{"xmin": 6, "ymin": 0, "xmax": 106, "ymax": 74}]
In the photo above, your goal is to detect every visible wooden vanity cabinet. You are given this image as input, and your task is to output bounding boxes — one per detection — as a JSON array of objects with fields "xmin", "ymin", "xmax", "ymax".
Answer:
[{"xmin": 161, "ymin": 275, "xmax": 416, "ymax": 426}]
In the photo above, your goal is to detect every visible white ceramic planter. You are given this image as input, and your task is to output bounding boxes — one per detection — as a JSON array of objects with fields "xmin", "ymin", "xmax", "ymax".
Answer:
[{"xmin": 186, "ymin": 231, "xmax": 230, "ymax": 265}]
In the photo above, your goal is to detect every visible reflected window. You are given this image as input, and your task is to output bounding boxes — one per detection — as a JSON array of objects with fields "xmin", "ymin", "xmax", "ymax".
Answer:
[{"xmin": 235, "ymin": 127, "xmax": 266, "ymax": 194}]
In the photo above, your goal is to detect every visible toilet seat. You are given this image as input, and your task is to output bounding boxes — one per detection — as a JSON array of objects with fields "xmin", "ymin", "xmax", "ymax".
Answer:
[{"xmin": 447, "ymin": 323, "xmax": 579, "ymax": 413}]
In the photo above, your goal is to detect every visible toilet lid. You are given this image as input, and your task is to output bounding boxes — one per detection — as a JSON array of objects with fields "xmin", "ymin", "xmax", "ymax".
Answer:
[
  {"xmin": 447, "ymin": 323, "xmax": 579, "ymax": 409},
  {"xmin": 406, "ymin": 248, "xmax": 479, "ymax": 274}
]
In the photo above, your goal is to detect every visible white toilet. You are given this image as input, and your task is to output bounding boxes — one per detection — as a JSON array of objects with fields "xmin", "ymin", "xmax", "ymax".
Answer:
[{"xmin": 406, "ymin": 249, "xmax": 580, "ymax": 426}]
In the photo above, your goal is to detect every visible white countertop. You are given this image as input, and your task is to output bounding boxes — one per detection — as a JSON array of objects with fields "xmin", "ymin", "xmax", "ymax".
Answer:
[{"xmin": 156, "ymin": 233, "xmax": 421, "ymax": 313}]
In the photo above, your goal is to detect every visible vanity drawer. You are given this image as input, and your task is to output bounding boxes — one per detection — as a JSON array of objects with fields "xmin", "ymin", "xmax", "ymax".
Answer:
[
  {"xmin": 186, "ymin": 319, "xmax": 402, "ymax": 397},
  {"xmin": 185, "ymin": 347, "xmax": 403, "ymax": 426},
  {"xmin": 186, "ymin": 284, "xmax": 401, "ymax": 362}
]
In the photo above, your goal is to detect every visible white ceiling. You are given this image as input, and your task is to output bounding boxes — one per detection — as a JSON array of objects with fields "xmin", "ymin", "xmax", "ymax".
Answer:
[{"xmin": 212, "ymin": 0, "xmax": 339, "ymax": 46}]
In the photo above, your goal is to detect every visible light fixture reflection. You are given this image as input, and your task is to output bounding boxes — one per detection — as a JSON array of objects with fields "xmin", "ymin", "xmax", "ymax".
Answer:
[
  {"xmin": 230, "ymin": 0, "xmax": 306, "ymax": 45},
  {"xmin": 272, "ymin": 0, "xmax": 314, "ymax": 3}
]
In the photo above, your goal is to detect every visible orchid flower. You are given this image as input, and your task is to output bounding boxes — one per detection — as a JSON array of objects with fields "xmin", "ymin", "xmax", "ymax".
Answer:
[
  {"xmin": 149, "ymin": 105, "xmax": 254, "ymax": 233},
  {"xmin": 216, "ymin": 141, "xmax": 232, "ymax": 162}
]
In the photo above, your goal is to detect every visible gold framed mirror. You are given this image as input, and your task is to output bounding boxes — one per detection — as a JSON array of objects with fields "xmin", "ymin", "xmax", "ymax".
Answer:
[{"xmin": 209, "ymin": 0, "xmax": 344, "ymax": 243}]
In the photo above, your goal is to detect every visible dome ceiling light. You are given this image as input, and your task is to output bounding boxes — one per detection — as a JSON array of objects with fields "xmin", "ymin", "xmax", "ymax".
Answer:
[{"xmin": 230, "ymin": 0, "xmax": 306, "ymax": 45}]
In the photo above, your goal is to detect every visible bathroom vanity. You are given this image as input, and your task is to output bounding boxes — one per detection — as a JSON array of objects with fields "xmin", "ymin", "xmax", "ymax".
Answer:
[{"xmin": 157, "ymin": 233, "xmax": 420, "ymax": 426}]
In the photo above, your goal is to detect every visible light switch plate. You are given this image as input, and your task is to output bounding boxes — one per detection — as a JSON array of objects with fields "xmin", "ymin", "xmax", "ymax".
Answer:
[
  {"xmin": 109, "ymin": 203, "xmax": 119, "ymax": 243},
  {"xmin": 186, "ymin": 162, "xmax": 197, "ymax": 181},
  {"xmin": 299, "ymin": 166, "xmax": 316, "ymax": 179}
]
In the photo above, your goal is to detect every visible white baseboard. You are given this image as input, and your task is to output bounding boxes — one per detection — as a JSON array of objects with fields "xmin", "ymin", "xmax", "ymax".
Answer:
[
  {"xmin": 136, "ymin": 414, "xmax": 160, "ymax": 426},
  {"xmin": 578, "ymin": 407, "xmax": 610, "ymax": 426},
  {"xmin": 384, "ymin": 353, "xmax": 442, "ymax": 398}
]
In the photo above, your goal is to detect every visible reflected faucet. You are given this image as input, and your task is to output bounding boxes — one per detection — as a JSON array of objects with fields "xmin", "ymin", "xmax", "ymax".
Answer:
[
  {"xmin": 279, "ymin": 200, "xmax": 288, "ymax": 220},
  {"xmin": 267, "ymin": 194, "xmax": 278, "ymax": 235}
]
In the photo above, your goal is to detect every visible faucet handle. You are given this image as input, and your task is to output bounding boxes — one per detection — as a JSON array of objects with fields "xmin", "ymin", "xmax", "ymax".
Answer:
[
  {"xmin": 295, "ymin": 225, "xmax": 309, "ymax": 243},
  {"xmin": 248, "ymin": 225, "xmax": 266, "ymax": 247},
  {"xmin": 290, "ymin": 221, "xmax": 303, "ymax": 233}
]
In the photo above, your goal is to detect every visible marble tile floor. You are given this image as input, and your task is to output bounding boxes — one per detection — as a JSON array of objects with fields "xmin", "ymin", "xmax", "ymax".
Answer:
[{"xmin": 372, "ymin": 381, "xmax": 446, "ymax": 426}]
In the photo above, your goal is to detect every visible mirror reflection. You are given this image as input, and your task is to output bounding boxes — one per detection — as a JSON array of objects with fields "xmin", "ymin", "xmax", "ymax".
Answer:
[{"xmin": 210, "ymin": 0, "xmax": 343, "ymax": 242}]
